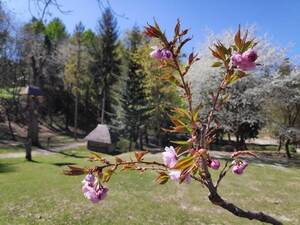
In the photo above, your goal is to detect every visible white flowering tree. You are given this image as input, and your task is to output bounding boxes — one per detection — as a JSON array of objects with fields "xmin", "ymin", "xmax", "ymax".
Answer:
[
  {"xmin": 260, "ymin": 68, "xmax": 300, "ymax": 157},
  {"xmin": 187, "ymin": 27, "xmax": 287, "ymax": 146},
  {"xmin": 65, "ymin": 21, "xmax": 282, "ymax": 225}
]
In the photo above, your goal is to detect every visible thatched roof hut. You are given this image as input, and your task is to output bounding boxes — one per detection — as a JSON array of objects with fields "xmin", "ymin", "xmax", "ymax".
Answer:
[{"xmin": 84, "ymin": 124, "xmax": 112, "ymax": 152}]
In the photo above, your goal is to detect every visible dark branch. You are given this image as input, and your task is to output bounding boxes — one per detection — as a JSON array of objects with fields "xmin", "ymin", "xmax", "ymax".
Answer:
[{"xmin": 208, "ymin": 191, "xmax": 282, "ymax": 225}]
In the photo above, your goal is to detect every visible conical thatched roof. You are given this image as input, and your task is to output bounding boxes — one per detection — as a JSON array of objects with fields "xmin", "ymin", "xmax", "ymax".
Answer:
[{"xmin": 84, "ymin": 124, "xmax": 111, "ymax": 144}]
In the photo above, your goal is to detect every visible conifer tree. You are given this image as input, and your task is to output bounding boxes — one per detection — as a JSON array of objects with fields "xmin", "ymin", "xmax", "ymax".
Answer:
[
  {"xmin": 122, "ymin": 26, "xmax": 151, "ymax": 150},
  {"xmin": 91, "ymin": 8, "xmax": 121, "ymax": 125}
]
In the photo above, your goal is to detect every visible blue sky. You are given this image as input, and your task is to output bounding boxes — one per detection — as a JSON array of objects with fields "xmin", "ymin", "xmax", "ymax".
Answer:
[{"xmin": 4, "ymin": 0, "xmax": 300, "ymax": 58}]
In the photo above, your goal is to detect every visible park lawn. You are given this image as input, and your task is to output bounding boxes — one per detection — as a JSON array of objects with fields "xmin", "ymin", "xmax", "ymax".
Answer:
[{"xmin": 0, "ymin": 148, "xmax": 299, "ymax": 225}]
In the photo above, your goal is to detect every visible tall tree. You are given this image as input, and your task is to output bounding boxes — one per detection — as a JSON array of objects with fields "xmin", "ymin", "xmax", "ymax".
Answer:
[
  {"xmin": 64, "ymin": 22, "xmax": 89, "ymax": 139},
  {"xmin": 134, "ymin": 40, "xmax": 182, "ymax": 147},
  {"xmin": 45, "ymin": 17, "xmax": 67, "ymax": 42},
  {"xmin": 92, "ymin": 8, "xmax": 121, "ymax": 125},
  {"xmin": 187, "ymin": 27, "xmax": 287, "ymax": 147},
  {"xmin": 261, "ymin": 66, "xmax": 300, "ymax": 158},
  {"xmin": 122, "ymin": 26, "xmax": 152, "ymax": 150}
]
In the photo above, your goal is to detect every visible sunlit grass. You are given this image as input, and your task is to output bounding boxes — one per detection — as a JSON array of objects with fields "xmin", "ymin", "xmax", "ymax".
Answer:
[{"xmin": 0, "ymin": 147, "xmax": 299, "ymax": 225}]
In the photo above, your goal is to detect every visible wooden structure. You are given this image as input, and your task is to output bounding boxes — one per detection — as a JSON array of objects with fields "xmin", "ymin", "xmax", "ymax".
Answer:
[{"xmin": 84, "ymin": 124, "xmax": 112, "ymax": 152}]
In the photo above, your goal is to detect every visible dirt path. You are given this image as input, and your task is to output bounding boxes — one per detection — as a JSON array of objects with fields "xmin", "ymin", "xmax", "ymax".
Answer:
[{"xmin": 0, "ymin": 141, "xmax": 86, "ymax": 159}]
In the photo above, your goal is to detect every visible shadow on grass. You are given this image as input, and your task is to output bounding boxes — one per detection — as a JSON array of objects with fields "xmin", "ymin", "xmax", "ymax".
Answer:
[
  {"xmin": 51, "ymin": 162, "xmax": 76, "ymax": 167},
  {"xmin": 56, "ymin": 151, "xmax": 87, "ymax": 159},
  {"xmin": 0, "ymin": 163, "xmax": 16, "ymax": 173}
]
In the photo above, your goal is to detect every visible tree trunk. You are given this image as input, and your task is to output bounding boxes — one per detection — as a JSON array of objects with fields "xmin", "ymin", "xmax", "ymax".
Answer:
[
  {"xmin": 285, "ymin": 139, "xmax": 292, "ymax": 158},
  {"xmin": 227, "ymin": 133, "xmax": 231, "ymax": 142},
  {"xmin": 277, "ymin": 136, "xmax": 283, "ymax": 151},
  {"xmin": 139, "ymin": 129, "xmax": 144, "ymax": 150},
  {"xmin": 27, "ymin": 97, "xmax": 40, "ymax": 146},
  {"xmin": 25, "ymin": 138, "xmax": 32, "ymax": 161},
  {"xmin": 129, "ymin": 131, "xmax": 133, "ymax": 151},
  {"xmin": 74, "ymin": 92, "xmax": 79, "ymax": 140},
  {"xmin": 6, "ymin": 108, "xmax": 16, "ymax": 141},
  {"xmin": 84, "ymin": 86, "xmax": 90, "ymax": 129},
  {"xmin": 144, "ymin": 125, "xmax": 149, "ymax": 145},
  {"xmin": 101, "ymin": 89, "xmax": 106, "ymax": 124}
]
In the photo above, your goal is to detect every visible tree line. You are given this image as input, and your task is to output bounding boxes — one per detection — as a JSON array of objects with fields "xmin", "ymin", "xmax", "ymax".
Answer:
[
  {"xmin": 0, "ymin": 4, "xmax": 180, "ymax": 153},
  {"xmin": 0, "ymin": 2, "xmax": 299, "ymax": 158}
]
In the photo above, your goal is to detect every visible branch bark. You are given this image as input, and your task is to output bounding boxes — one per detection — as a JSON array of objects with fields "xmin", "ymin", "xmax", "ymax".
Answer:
[{"xmin": 208, "ymin": 191, "xmax": 282, "ymax": 225}]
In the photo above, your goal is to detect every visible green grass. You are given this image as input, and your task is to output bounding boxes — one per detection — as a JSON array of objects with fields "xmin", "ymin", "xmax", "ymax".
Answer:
[
  {"xmin": 0, "ymin": 145, "xmax": 25, "ymax": 154},
  {"xmin": 0, "ymin": 147, "xmax": 299, "ymax": 225}
]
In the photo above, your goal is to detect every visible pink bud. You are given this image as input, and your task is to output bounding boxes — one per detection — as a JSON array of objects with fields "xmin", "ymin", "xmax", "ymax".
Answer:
[
  {"xmin": 232, "ymin": 160, "xmax": 248, "ymax": 175},
  {"xmin": 232, "ymin": 165, "xmax": 244, "ymax": 175},
  {"xmin": 208, "ymin": 159, "xmax": 221, "ymax": 170}
]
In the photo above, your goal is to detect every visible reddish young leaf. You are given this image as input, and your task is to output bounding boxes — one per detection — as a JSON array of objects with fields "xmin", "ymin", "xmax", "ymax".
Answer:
[
  {"xmin": 89, "ymin": 152, "xmax": 102, "ymax": 162},
  {"xmin": 115, "ymin": 156, "xmax": 123, "ymax": 163},
  {"xmin": 155, "ymin": 172, "xmax": 169, "ymax": 184},
  {"xmin": 135, "ymin": 151, "xmax": 149, "ymax": 162},
  {"xmin": 64, "ymin": 166, "xmax": 88, "ymax": 176},
  {"xmin": 234, "ymin": 25, "xmax": 242, "ymax": 51}
]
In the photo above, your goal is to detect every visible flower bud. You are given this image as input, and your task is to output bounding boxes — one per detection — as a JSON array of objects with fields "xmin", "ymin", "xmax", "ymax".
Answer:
[
  {"xmin": 208, "ymin": 159, "xmax": 221, "ymax": 170},
  {"xmin": 232, "ymin": 160, "xmax": 248, "ymax": 175}
]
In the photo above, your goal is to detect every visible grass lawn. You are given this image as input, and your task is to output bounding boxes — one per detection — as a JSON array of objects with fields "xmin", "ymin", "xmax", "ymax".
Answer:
[{"xmin": 0, "ymin": 147, "xmax": 299, "ymax": 225}]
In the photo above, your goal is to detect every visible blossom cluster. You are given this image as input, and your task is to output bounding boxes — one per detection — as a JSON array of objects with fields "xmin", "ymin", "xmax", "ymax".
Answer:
[
  {"xmin": 231, "ymin": 49, "xmax": 258, "ymax": 71},
  {"xmin": 82, "ymin": 173, "xmax": 108, "ymax": 203},
  {"xmin": 162, "ymin": 146, "xmax": 249, "ymax": 179},
  {"xmin": 150, "ymin": 46, "xmax": 172, "ymax": 60},
  {"xmin": 232, "ymin": 160, "xmax": 248, "ymax": 175},
  {"xmin": 162, "ymin": 146, "xmax": 222, "ymax": 183}
]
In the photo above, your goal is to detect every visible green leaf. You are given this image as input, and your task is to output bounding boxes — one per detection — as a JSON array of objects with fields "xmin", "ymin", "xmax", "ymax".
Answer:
[
  {"xmin": 173, "ymin": 156, "xmax": 195, "ymax": 170},
  {"xmin": 102, "ymin": 169, "xmax": 113, "ymax": 183},
  {"xmin": 170, "ymin": 140, "xmax": 189, "ymax": 145},
  {"xmin": 211, "ymin": 61, "xmax": 223, "ymax": 67}
]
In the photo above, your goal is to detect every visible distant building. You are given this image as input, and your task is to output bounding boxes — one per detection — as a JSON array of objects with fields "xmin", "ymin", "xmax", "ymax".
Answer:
[{"xmin": 84, "ymin": 124, "xmax": 112, "ymax": 153}]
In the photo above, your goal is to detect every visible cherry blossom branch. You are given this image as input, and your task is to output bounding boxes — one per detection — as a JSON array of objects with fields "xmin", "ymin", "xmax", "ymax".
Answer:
[
  {"xmin": 215, "ymin": 160, "xmax": 231, "ymax": 189},
  {"xmin": 208, "ymin": 191, "xmax": 283, "ymax": 225}
]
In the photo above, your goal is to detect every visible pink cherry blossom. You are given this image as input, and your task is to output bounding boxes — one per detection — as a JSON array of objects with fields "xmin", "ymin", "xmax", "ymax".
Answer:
[
  {"xmin": 82, "ymin": 184, "xmax": 109, "ymax": 203},
  {"xmin": 82, "ymin": 173, "xmax": 96, "ymax": 185},
  {"xmin": 150, "ymin": 46, "xmax": 172, "ymax": 60},
  {"xmin": 150, "ymin": 46, "xmax": 163, "ymax": 59},
  {"xmin": 169, "ymin": 170, "xmax": 191, "ymax": 184},
  {"xmin": 231, "ymin": 53, "xmax": 243, "ymax": 65},
  {"xmin": 208, "ymin": 159, "xmax": 220, "ymax": 170},
  {"xmin": 162, "ymin": 146, "xmax": 177, "ymax": 168},
  {"xmin": 232, "ymin": 160, "xmax": 248, "ymax": 175},
  {"xmin": 243, "ymin": 49, "xmax": 257, "ymax": 62},
  {"xmin": 161, "ymin": 49, "xmax": 172, "ymax": 59},
  {"xmin": 231, "ymin": 49, "xmax": 257, "ymax": 71}
]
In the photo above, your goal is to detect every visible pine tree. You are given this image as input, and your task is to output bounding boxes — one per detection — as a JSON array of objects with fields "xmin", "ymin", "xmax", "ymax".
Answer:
[
  {"xmin": 122, "ymin": 26, "xmax": 152, "ymax": 150},
  {"xmin": 91, "ymin": 8, "xmax": 122, "ymax": 125}
]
